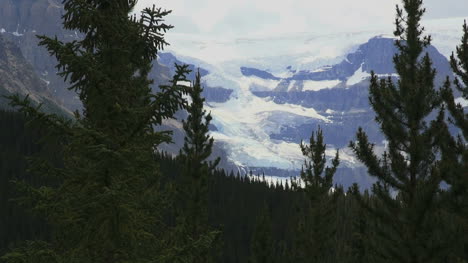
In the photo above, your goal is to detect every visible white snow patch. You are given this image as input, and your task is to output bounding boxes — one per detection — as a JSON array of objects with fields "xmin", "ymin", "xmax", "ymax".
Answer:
[
  {"xmin": 246, "ymin": 174, "xmax": 298, "ymax": 188},
  {"xmin": 312, "ymin": 66, "xmax": 332, "ymax": 73},
  {"xmin": 348, "ymin": 108, "xmax": 368, "ymax": 114},
  {"xmin": 377, "ymin": 73, "xmax": 399, "ymax": 78},
  {"xmin": 0, "ymin": 28, "xmax": 5, "ymax": 34},
  {"xmin": 156, "ymin": 22, "xmax": 468, "ymax": 170},
  {"xmin": 455, "ymin": 97, "xmax": 468, "ymax": 108},
  {"xmin": 13, "ymin": 24, "xmax": 23, "ymax": 37},
  {"xmin": 276, "ymin": 70, "xmax": 294, "ymax": 79},
  {"xmin": 287, "ymin": 80, "xmax": 297, "ymax": 92},
  {"xmin": 347, "ymin": 64, "xmax": 369, "ymax": 86},
  {"xmin": 346, "ymin": 65, "xmax": 398, "ymax": 86},
  {"xmin": 40, "ymin": 78, "xmax": 50, "ymax": 86},
  {"xmin": 163, "ymin": 31, "xmax": 379, "ymax": 65},
  {"xmin": 176, "ymin": 80, "xmax": 192, "ymax": 87},
  {"xmin": 302, "ymin": 79, "xmax": 341, "ymax": 91},
  {"xmin": 376, "ymin": 34, "xmax": 397, "ymax": 39},
  {"xmin": 196, "ymin": 62, "xmax": 331, "ymax": 169}
]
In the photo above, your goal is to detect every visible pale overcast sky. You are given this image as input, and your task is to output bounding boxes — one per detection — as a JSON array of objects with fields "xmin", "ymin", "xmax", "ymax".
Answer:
[{"xmin": 135, "ymin": 0, "xmax": 468, "ymax": 37}]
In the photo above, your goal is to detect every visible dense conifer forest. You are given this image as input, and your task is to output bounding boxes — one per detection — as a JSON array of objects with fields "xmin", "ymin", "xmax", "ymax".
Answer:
[{"xmin": 0, "ymin": 0, "xmax": 467, "ymax": 262}]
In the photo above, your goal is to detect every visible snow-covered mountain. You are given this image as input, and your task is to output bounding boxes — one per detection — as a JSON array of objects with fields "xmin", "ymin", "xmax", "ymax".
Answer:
[
  {"xmin": 1, "ymin": 0, "xmax": 466, "ymax": 187},
  {"xmin": 161, "ymin": 24, "xmax": 466, "ymax": 187}
]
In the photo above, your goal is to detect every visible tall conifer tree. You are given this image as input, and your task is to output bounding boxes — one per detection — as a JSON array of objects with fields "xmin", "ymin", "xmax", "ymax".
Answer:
[
  {"xmin": 440, "ymin": 20, "xmax": 468, "ymax": 262},
  {"xmin": 1, "ymin": 1, "xmax": 191, "ymax": 262},
  {"xmin": 349, "ymin": 0, "xmax": 448, "ymax": 261},
  {"xmin": 248, "ymin": 203, "xmax": 276, "ymax": 263},
  {"xmin": 292, "ymin": 126, "xmax": 339, "ymax": 262},
  {"xmin": 177, "ymin": 70, "xmax": 220, "ymax": 263},
  {"xmin": 440, "ymin": 20, "xmax": 468, "ymax": 198}
]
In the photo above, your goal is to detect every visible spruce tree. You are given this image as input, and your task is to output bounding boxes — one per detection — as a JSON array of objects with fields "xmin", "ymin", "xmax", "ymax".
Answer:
[
  {"xmin": 439, "ymin": 20, "xmax": 468, "ymax": 262},
  {"xmin": 299, "ymin": 127, "xmax": 339, "ymax": 198},
  {"xmin": 346, "ymin": 185, "xmax": 376, "ymax": 263},
  {"xmin": 440, "ymin": 20, "xmax": 468, "ymax": 199},
  {"xmin": 1, "ymin": 1, "xmax": 191, "ymax": 262},
  {"xmin": 292, "ymin": 126, "xmax": 339, "ymax": 263},
  {"xmin": 248, "ymin": 203, "xmax": 276, "ymax": 263},
  {"xmin": 176, "ymin": 69, "xmax": 220, "ymax": 263},
  {"xmin": 349, "ymin": 0, "xmax": 448, "ymax": 261},
  {"xmin": 181, "ymin": 69, "xmax": 220, "ymax": 182}
]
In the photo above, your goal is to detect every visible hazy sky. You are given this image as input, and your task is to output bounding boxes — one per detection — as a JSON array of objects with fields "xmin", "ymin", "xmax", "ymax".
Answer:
[{"xmin": 135, "ymin": 0, "xmax": 468, "ymax": 37}]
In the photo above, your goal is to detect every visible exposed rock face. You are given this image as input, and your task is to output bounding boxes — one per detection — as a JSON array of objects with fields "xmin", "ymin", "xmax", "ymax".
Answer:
[
  {"xmin": 0, "ymin": 0, "xmax": 231, "ymax": 162},
  {"xmin": 0, "ymin": 0, "xmax": 233, "ymax": 108},
  {"xmin": 241, "ymin": 37, "xmax": 452, "ymax": 86},
  {"xmin": 231, "ymin": 36, "xmax": 454, "ymax": 170},
  {"xmin": 158, "ymin": 52, "xmax": 209, "ymax": 78},
  {"xmin": 0, "ymin": 0, "xmax": 63, "ymax": 35},
  {"xmin": 0, "ymin": 0, "xmax": 81, "ymax": 109},
  {"xmin": 0, "ymin": 35, "xmax": 69, "ymax": 115},
  {"xmin": 2, "ymin": 1, "xmax": 459, "ymax": 185},
  {"xmin": 0, "ymin": 35, "xmax": 48, "ymax": 101},
  {"xmin": 157, "ymin": 52, "xmax": 233, "ymax": 103},
  {"xmin": 203, "ymin": 87, "xmax": 233, "ymax": 103},
  {"xmin": 240, "ymin": 67, "xmax": 280, "ymax": 80}
]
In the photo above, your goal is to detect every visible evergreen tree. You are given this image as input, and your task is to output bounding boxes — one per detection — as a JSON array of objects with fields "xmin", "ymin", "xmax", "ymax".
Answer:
[
  {"xmin": 440, "ymin": 20, "xmax": 468, "ymax": 201},
  {"xmin": 349, "ymin": 0, "xmax": 448, "ymax": 261},
  {"xmin": 439, "ymin": 20, "xmax": 468, "ymax": 262},
  {"xmin": 299, "ymin": 126, "xmax": 339, "ymax": 197},
  {"xmin": 248, "ymin": 203, "xmax": 276, "ymax": 263},
  {"xmin": 181, "ymin": 69, "xmax": 220, "ymax": 181},
  {"xmin": 176, "ymin": 69, "xmax": 220, "ymax": 263},
  {"xmin": 1, "ymin": 1, "xmax": 192, "ymax": 262},
  {"xmin": 292, "ymin": 126, "xmax": 339, "ymax": 263},
  {"xmin": 347, "ymin": 185, "xmax": 380, "ymax": 263}
]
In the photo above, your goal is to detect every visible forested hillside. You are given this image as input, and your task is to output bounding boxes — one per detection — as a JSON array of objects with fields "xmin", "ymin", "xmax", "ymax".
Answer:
[{"xmin": 0, "ymin": 0, "xmax": 467, "ymax": 262}]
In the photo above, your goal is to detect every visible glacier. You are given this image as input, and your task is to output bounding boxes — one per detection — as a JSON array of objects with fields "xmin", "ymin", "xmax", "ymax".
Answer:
[{"xmin": 160, "ymin": 16, "xmax": 468, "ymax": 175}]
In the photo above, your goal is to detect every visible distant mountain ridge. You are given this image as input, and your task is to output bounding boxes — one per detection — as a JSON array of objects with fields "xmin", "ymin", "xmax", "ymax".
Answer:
[
  {"xmin": 1, "ymin": 0, "xmax": 464, "ymax": 188},
  {"xmin": 242, "ymin": 36, "xmax": 452, "ymax": 91}
]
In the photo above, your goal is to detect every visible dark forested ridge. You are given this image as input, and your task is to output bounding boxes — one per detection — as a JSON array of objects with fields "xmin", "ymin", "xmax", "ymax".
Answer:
[
  {"xmin": 0, "ymin": 110, "xmax": 52, "ymax": 253},
  {"xmin": 1, "ymin": 109, "xmax": 465, "ymax": 262},
  {"xmin": 0, "ymin": 109, "xmax": 378, "ymax": 262},
  {"xmin": 1, "ymin": 0, "xmax": 467, "ymax": 262}
]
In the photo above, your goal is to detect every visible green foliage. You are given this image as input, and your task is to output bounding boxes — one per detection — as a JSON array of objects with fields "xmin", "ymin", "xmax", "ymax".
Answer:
[
  {"xmin": 174, "ymin": 69, "xmax": 221, "ymax": 263},
  {"xmin": 349, "ymin": 0, "xmax": 449, "ymax": 262},
  {"xmin": 248, "ymin": 204, "xmax": 276, "ymax": 263},
  {"xmin": 1, "ymin": 241, "xmax": 57, "ymax": 263},
  {"xmin": 298, "ymin": 126, "xmax": 339, "ymax": 198},
  {"xmin": 2, "ymin": 114, "xmax": 430, "ymax": 263},
  {"xmin": 2, "ymin": 1, "xmax": 191, "ymax": 262},
  {"xmin": 290, "ymin": 126, "xmax": 340, "ymax": 263},
  {"xmin": 2, "ymin": 1, "xmax": 468, "ymax": 263},
  {"xmin": 0, "ymin": 110, "xmax": 52, "ymax": 254},
  {"xmin": 181, "ymin": 70, "xmax": 220, "ymax": 174},
  {"xmin": 450, "ymin": 20, "xmax": 468, "ymax": 100},
  {"xmin": 156, "ymin": 152, "xmax": 300, "ymax": 263},
  {"xmin": 439, "ymin": 19, "xmax": 468, "ymax": 262}
]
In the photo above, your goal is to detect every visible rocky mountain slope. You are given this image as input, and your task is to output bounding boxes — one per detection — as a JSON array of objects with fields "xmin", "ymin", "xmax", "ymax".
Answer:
[
  {"xmin": 244, "ymin": 36, "xmax": 452, "ymax": 148},
  {"xmin": 170, "ymin": 34, "xmax": 464, "ymax": 187},
  {"xmin": 0, "ymin": 35, "xmax": 69, "ymax": 115},
  {"xmin": 2, "ymin": 0, "xmax": 466, "ymax": 188},
  {"xmin": 0, "ymin": 0, "xmax": 81, "ymax": 110},
  {"xmin": 0, "ymin": 0, "xmax": 233, "ymax": 172}
]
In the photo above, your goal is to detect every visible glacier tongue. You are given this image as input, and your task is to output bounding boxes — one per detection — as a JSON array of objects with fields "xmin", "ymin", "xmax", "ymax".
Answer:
[
  {"xmin": 162, "ymin": 19, "xmax": 467, "ymax": 171},
  {"xmin": 201, "ymin": 62, "xmax": 331, "ymax": 170}
]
